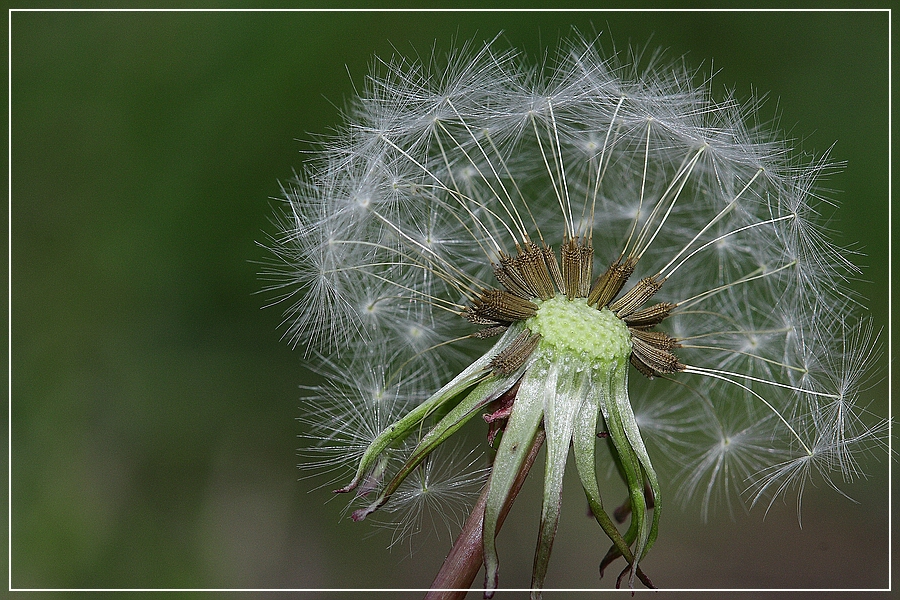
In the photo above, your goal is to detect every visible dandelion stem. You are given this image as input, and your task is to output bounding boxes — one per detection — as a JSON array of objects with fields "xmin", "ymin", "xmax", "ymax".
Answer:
[{"xmin": 424, "ymin": 429, "xmax": 545, "ymax": 600}]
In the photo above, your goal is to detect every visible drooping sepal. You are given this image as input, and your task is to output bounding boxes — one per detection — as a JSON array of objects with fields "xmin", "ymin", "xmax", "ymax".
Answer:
[
  {"xmin": 572, "ymin": 375, "xmax": 655, "ymax": 589},
  {"xmin": 335, "ymin": 326, "xmax": 524, "ymax": 496},
  {"xmin": 482, "ymin": 363, "xmax": 547, "ymax": 598},
  {"xmin": 351, "ymin": 369, "xmax": 522, "ymax": 521},
  {"xmin": 530, "ymin": 359, "xmax": 591, "ymax": 598},
  {"xmin": 597, "ymin": 363, "xmax": 661, "ymax": 587}
]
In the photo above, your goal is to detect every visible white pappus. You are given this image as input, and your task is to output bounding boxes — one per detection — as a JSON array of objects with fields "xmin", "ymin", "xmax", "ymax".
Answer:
[{"xmin": 263, "ymin": 32, "xmax": 888, "ymax": 597}]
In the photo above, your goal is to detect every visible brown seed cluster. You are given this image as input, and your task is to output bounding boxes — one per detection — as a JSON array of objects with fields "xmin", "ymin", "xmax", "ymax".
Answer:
[{"xmin": 464, "ymin": 237, "xmax": 684, "ymax": 378}]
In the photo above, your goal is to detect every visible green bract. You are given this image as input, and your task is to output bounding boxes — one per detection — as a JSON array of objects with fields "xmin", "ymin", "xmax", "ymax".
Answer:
[{"xmin": 341, "ymin": 289, "xmax": 660, "ymax": 596}]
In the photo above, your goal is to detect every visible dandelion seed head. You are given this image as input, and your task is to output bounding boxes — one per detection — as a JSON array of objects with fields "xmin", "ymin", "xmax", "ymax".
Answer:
[{"xmin": 266, "ymin": 32, "xmax": 887, "ymax": 593}]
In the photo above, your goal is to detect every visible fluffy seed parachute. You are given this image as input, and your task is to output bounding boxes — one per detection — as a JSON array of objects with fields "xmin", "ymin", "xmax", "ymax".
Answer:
[{"xmin": 263, "ymin": 33, "xmax": 887, "ymax": 596}]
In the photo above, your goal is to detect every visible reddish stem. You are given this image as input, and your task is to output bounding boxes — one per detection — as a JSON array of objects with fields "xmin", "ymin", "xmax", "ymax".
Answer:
[{"xmin": 424, "ymin": 429, "xmax": 545, "ymax": 600}]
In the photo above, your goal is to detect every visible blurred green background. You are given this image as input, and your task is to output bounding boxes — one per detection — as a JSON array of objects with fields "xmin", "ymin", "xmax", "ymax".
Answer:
[{"xmin": 9, "ymin": 8, "xmax": 891, "ymax": 598}]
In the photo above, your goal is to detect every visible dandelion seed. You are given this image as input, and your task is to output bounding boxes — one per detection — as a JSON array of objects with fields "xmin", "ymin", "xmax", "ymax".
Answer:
[{"xmin": 265, "ymin": 33, "xmax": 887, "ymax": 597}]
